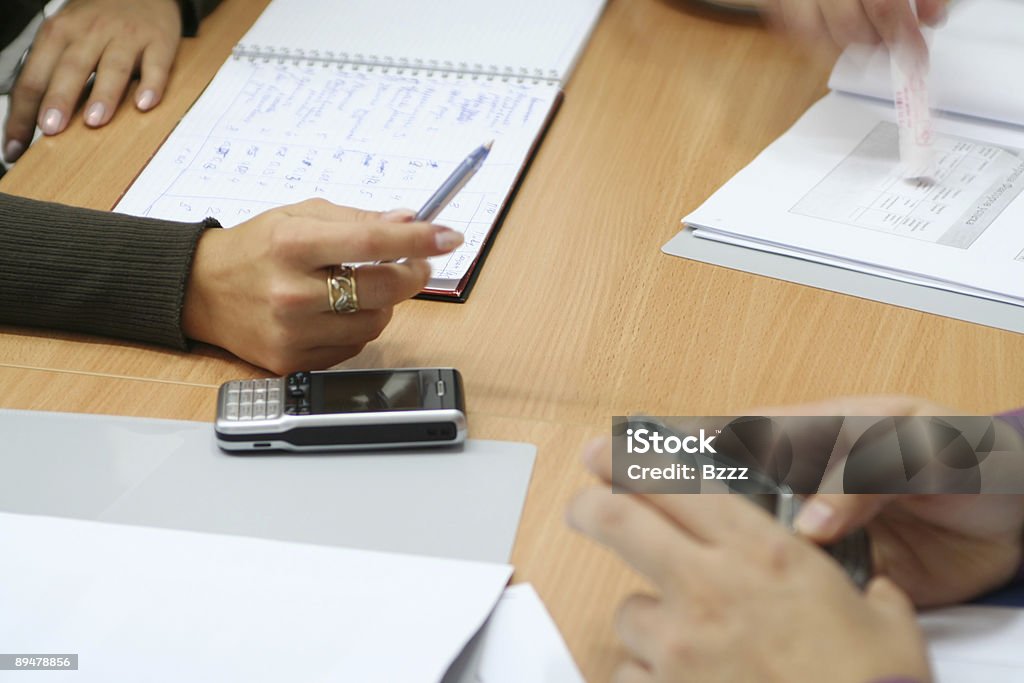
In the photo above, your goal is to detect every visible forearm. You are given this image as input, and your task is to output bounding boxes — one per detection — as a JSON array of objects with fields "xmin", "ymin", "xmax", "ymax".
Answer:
[{"xmin": 0, "ymin": 192, "xmax": 217, "ymax": 349}]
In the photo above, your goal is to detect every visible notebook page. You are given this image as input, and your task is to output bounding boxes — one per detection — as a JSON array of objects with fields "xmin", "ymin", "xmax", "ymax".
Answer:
[
  {"xmin": 115, "ymin": 59, "xmax": 559, "ymax": 289},
  {"xmin": 829, "ymin": 0, "xmax": 1024, "ymax": 127},
  {"xmin": 236, "ymin": 0, "xmax": 606, "ymax": 83}
]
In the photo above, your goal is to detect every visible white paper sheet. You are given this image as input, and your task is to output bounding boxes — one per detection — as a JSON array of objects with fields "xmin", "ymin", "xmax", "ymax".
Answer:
[
  {"xmin": 445, "ymin": 584, "xmax": 584, "ymax": 683},
  {"xmin": 683, "ymin": 92, "xmax": 1024, "ymax": 306},
  {"xmin": 0, "ymin": 512, "xmax": 512, "ymax": 683},
  {"xmin": 923, "ymin": 605, "xmax": 1024, "ymax": 682}
]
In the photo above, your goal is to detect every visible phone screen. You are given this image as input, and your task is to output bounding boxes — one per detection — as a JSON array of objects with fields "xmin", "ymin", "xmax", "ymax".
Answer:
[{"xmin": 313, "ymin": 371, "xmax": 425, "ymax": 413}]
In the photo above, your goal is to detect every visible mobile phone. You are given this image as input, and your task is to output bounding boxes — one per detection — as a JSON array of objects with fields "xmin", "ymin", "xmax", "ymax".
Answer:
[
  {"xmin": 753, "ymin": 490, "xmax": 873, "ymax": 588},
  {"xmin": 214, "ymin": 368, "xmax": 467, "ymax": 452}
]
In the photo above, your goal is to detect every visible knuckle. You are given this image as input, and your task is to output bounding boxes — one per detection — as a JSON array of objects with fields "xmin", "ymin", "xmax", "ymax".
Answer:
[
  {"xmin": 357, "ymin": 229, "xmax": 385, "ymax": 255},
  {"xmin": 61, "ymin": 51, "xmax": 96, "ymax": 75},
  {"xmin": 12, "ymin": 75, "xmax": 46, "ymax": 101},
  {"xmin": 92, "ymin": 14, "xmax": 116, "ymax": 34},
  {"xmin": 266, "ymin": 223, "xmax": 299, "ymax": 261},
  {"xmin": 791, "ymin": 17, "xmax": 824, "ymax": 41},
  {"xmin": 830, "ymin": 13, "xmax": 869, "ymax": 41},
  {"xmin": 38, "ymin": 16, "xmax": 66, "ymax": 42},
  {"xmin": 100, "ymin": 54, "xmax": 136, "ymax": 76},
  {"xmin": 267, "ymin": 281, "xmax": 308, "ymax": 314},
  {"xmin": 659, "ymin": 628, "xmax": 697, "ymax": 666},
  {"xmin": 303, "ymin": 197, "xmax": 333, "ymax": 210},
  {"xmin": 863, "ymin": 0, "xmax": 897, "ymax": 20},
  {"xmin": 155, "ymin": 34, "xmax": 180, "ymax": 52},
  {"xmin": 590, "ymin": 494, "xmax": 628, "ymax": 536}
]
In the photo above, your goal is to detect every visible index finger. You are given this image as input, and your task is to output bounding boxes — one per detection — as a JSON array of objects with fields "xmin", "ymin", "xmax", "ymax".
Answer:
[
  {"xmin": 863, "ymin": 0, "xmax": 929, "ymax": 66},
  {"xmin": 567, "ymin": 485, "xmax": 708, "ymax": 593},
  {"xmin": 4, "ymin": 31, "xmax": 67, "ymax": 158},
  {"xmin": 283, "ymin": 219, "xmax": 463, "ymax": 266}
]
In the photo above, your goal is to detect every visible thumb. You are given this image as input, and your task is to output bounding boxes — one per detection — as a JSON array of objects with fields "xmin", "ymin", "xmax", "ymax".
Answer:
[
  {"xmin": 794, "ymin": 494, "xmax": 895, "ymax": 543},
  {"xmin": 915, "ymin": 0, "xmax": 948, "ymax": 27}
]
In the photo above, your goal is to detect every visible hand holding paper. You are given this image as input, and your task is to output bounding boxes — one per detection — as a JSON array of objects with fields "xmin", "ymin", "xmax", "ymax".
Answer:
[{"xmin": 762, "ymin": 0, "xmax": 945, "ymax": 51}]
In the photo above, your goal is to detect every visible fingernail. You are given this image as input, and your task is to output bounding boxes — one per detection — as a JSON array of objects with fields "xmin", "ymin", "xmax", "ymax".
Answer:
[
  {"xmin": 85, "ymin": 102, "xmax": 105, "ymax": 127},
  {"xmin": 794, "ymin": 500, "xmax": 837, "ymax": 537},
  {"xmin": 382, "ymin": 209, "xmax": 415, "ymax": 222},
  {"xmin": 3, "ymin": 139, "xmax": 24, "ymax": 163},
  {"xmin": 41, "ymin": 108, "xmax": 63, "ymax": 135},
  {"xmin": 932, "ymin": 1, "xmax": 948, "ymax": 26},
  {"xmin": 434, "ymin": 229, "xmax": 464, "ymax": 251},
  {"xmin": 136, "ymin": 89, "xmax": 156, "ymax": 111}
]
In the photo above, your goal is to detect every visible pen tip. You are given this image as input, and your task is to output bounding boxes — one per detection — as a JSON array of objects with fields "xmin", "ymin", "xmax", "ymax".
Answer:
[{"xmin": 484, "ymin": 140, "xmax": 494, "ymax": 151}]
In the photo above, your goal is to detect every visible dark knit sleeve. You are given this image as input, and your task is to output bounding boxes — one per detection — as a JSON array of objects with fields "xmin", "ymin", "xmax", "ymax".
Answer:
[
  {"xmin": 178, "ymin": 0, "xmax": 223, "ymax": 37},
  {"xmin": 0, "ymin": 192, "xmax": 218, "ymax": 349}
]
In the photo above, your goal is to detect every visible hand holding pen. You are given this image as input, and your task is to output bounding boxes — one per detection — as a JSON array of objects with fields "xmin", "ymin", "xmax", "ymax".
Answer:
[{"xmin": 379, "ymin": 140, "xmax": 493, "ymax": 264}]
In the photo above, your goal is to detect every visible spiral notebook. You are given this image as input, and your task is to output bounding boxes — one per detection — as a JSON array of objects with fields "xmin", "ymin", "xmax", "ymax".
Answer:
[{"xmin": 116, "ymin": 0, "xmax": 606, "ymax": 300}]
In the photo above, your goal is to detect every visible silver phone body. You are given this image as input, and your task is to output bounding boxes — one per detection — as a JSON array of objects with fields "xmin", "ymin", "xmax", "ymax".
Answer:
[{"xmin": 215, "ymin": 368, "xmax": 467, "ymax": 453}]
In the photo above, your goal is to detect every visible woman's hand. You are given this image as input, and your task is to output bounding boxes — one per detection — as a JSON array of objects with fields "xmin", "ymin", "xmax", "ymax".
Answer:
[
  {"xmin": 768, "ymin": 395, "xmax": 1024, "ymax": 608},
  {"xmin": 182, "ymin": 199, "xmax": 463, "ymax": 373},
  {"xmin": 762, "ymin": 0, "xmax": 946, "ymax": 54},
  {"xmin": 567, "ymin": 437, "xmax": 931, "ymax": 683},
  {"xmin": 4, "ymin": 0, "xmax": 183, "ymax": 162}
]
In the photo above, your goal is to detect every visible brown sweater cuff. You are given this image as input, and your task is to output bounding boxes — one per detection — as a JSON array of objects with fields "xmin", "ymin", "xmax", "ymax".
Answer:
[
  {"xmin": 0, "ymin": 192, "xmax": 219, "ymax": 350},
  {"xmin": 178, "ymin": 0, "xmax": 222, "ymax": 37}
]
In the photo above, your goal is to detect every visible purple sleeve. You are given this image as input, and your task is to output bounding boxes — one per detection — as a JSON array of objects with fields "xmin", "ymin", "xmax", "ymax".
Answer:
[
  {"xmin": 997, "ymin": 407, "xmax": 1024, "ymax": 443},
  {"xmin": 998, "ymin": 408, "xmax": 1024, "ymax": 583}
]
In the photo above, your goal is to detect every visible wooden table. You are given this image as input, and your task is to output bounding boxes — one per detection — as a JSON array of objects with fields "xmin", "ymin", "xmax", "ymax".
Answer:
[{"xmin": 2, "ymin": 0, "xmax": 1022, "ymax": 679}]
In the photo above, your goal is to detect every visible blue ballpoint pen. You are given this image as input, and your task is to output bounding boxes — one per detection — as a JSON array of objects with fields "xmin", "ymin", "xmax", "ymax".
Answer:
[
  {"xmin": 380, "ymin": 140, "xmax": 492, "ymax": 264},
  {"xmin": 415, "ymin": 139, "xmax": 493, "ymax": 223}
]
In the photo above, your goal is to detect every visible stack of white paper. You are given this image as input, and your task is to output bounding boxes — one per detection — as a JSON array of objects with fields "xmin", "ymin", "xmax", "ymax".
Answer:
[
  {"xmin": 0, "ymin": 512, "xmax": 512, "ymax": 682},
  {"xmin": 830, "ymin": 0, "xmax": 1024, "ymax": 128},
  {"xmin": 681, "ymin": 0, "xmax": 1024, "ymax": 308},
  {"xmin": 445, "ymin": 584, "xmax": 584, "ymax": 683}
]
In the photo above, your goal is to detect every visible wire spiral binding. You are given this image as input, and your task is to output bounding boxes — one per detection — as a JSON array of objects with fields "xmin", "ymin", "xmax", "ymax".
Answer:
[{"xmin": 231, "ymin": 45, "xmax": 560, "ymax": 85}]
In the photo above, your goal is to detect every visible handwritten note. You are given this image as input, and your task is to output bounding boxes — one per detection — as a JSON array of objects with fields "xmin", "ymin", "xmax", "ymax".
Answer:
[{"xmin": 116, "ymin": 59, "xmax": 558, "ymax": 286}]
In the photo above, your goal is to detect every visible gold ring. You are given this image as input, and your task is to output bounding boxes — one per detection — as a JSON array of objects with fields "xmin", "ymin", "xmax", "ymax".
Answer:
[{"xmin": 327, "ymin": 265, "xmax": 359, "ymax": 314}]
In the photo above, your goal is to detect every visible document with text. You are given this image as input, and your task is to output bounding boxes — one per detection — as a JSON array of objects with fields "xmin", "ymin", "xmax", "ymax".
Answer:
[{"xmin": 682, "ymin": 93, "xmax": 1024, "ymax": 306}]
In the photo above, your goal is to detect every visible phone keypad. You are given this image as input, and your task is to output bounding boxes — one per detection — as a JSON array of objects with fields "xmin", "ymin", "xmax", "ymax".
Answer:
[
  {"xmin": 222, "ymin": 379, "xmax": 284, "ymax": 421},
  {"xmin": 283, "ymin": 372, "xmax": 312, "ymax": 415}
]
